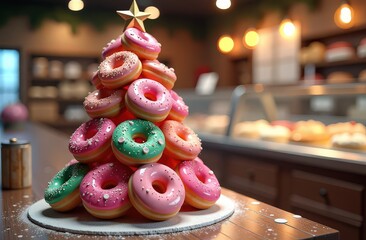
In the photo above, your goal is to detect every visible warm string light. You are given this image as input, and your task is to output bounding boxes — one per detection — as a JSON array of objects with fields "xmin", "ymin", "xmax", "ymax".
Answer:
[
  {"xmin": 144, "ymin": 6, "xmax": 160, "ymax": 20},
  {"xmin": 68, "ymin": 0, "xmax": 84, "ymax": 11},
  {"xmin": 217, "ymin": 20, "xmax": 298, "ymax": 53},
  {"xmin": 334, "ymin": 2, "xmax": 354, "ymax": 29},
  {"xmin": 243, "ymin": 28, "xmax": 259, "ymax": 49},
  {"xmin": 217, "ymin": 35, "xmax": 234, "ymax": 53}
]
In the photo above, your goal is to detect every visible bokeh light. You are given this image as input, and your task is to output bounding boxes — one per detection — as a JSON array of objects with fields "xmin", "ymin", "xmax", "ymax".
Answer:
[
  {"xmin": 217, "ymin": 35, "xmax": 234, "ymax": 53},
  {"xmin": 243, "ymin": 28, "xmax": 259, "ymax": 49},
  {"xmin": 68, "ymin": 0, "xmax": 84, "ymax": 11},
  {"xmin": 334, "ymin": 3, "xmax": 354, "ymax": 29}
]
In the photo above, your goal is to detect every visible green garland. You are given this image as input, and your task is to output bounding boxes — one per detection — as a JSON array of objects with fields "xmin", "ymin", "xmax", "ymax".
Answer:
[
  {"xmin": 210, "ymin": 0, "xmax": 319, "ymax": 33},
  {"xmin": 0, "ymin": 4, "xmax": 120, "ymax": 33},
  {"xmin": 0, "ymin": 1, "xmax": 318, "ymax": 38}
]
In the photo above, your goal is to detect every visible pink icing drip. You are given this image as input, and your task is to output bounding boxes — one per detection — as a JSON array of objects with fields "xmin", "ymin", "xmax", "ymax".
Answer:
[
  {"xmin": 101, "ymin": 36, "xmax": 124, "ymax": 59},
  {"xmin": 131, "ymin": 163, "xmax": 185, "ymax": 214},
  {"xmin": 80, "ymin": 162, "xmax": 132, "ymax": 210},
  {"xmin": 90, "ymin": 71, "xmax": 103, "ymax": 89},
  {"xmin": 127, "ymin": 78, "xmax": 172, "ymax": 115},
  {"xmin": 169, "ymin": 90, "xmax": 189, "ymax": 117},
  {"xmin": 178, "ymin": 158, "xmax": 221, "ymax": 202}
]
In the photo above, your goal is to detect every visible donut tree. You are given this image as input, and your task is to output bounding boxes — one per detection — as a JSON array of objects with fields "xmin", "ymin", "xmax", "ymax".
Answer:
[{"xmin": 44, "ymin": 0, "xmax": 221, "ymax": 221}]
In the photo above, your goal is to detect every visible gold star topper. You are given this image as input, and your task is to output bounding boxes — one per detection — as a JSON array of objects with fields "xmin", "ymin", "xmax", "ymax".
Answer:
[{"xmin": 117, "ymin": 0, "xmax": 151, "ymax": 32}]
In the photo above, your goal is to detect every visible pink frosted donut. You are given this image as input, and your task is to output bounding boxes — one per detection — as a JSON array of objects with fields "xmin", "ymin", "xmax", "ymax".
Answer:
[
  {"xmin": 98, "ymin": 51, "xmax": 142, "ymax": 89},
  {"xmin": 176, "ymin": 158, "xmax": 221, "ymax": 209},
  {"xmin": 128, "ymin": 163, "xmax": 185, "ymax": 221},
  {"xmin": 166, "ymin": 90, "xmax": 189, "ymax": 122},
  {"xmin": 102, "ymin": 36, "xmax": 124, "ymax": 59},
  {"xmin": 121, "ymin": 28, "xmax": 161, "ymax": 60},
  {"xmin": 69, "ymin": 118, "xmax": 115, "ymax": 163},
  {"xmin": 90, "ymin": 71, "xmax": 103, "ymax": 90},
  {"xmin": 125, "ymin": 78, "xmax": 172, "ymax": 122},
  {"xmin": 83, "ymin": 88, "xmax": 126, "ymax": 118},
  {"xmin": 160, "ymin": 120, "xmax": 202, "ymax": 160},
  {"xmin": 80, "ymin": 162, "xmax": 133, "ymax": 219},
  {"xmin": 141, "ymin": 60, "xmax": 176, "ymax": 90}
]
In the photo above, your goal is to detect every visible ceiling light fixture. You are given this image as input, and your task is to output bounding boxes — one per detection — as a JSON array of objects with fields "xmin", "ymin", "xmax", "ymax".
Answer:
[
  {"xmin": 216, "ymin": 0, "xmax": 231, "ymax": 10},
  {"xmin": 334, "ymin": 1, "xmax": 354, "ymax": 29},
  {"xmin": 68, "ymin": 0, "xmax": 84, "ymax": 11}
]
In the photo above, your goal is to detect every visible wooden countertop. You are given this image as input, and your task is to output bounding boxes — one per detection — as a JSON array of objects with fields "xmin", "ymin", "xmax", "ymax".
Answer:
[
  {"xmin": 199, "ymin": 132, "xmax": 366, "ymax": 176},
  {"xmin": 0, "ymin": 123, "xmax": 339, "ymax": 239}
]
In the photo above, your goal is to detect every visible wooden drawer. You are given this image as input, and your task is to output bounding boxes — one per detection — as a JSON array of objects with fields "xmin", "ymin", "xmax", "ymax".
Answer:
[
  {"xmin": 290, "ymin": 170, "xmax": 363, "ymax": 226},
  {"xmin": 225, "ymin": 156, "xmax": 278, "ymax": 203}
]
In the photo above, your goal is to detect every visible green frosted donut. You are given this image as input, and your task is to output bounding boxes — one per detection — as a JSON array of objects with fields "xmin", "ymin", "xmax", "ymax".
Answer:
[
  {"xmin": 44, "ymin": 162, "xmax": 89, "ymax": 211},
  {"xmin": 112, "ymin": 119, "xmax": 165, "ymax": 165}
]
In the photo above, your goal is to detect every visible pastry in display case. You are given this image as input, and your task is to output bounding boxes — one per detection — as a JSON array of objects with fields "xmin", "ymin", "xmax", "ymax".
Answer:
[
  {"xmin": 300, "ymin": 41, "xmax": 326, "ymax": 64},
  {"xmin": 359, "ymin": 69, "xmax": 366, "ymax": 82},
  {"xmin": 290, "ymin": 120, "xmax": 331, "ymax": 147},
  {"xmin": 232, "ymin": 119, "xmax": 270, "ymax": 139},
  {"xmin": 326, "ymin": 71, "xmax": 354, "ymax": 84},
  {"xmin": 325, "ymin": 41, "xmax": 355, "ymax": 62},
  {"xmin": 259, "ymin": 124, "xmax": 291, "ymax": 143},
  {"xmin": 357, "ymin": 37, "xmax": 366, "ymax": 58}
]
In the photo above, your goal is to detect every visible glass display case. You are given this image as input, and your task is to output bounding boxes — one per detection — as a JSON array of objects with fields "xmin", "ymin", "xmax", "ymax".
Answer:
[
  {"xmin": 228, "ymin": 82, "xmax": 366, "ymax": 131},
  {"xmin": 180, "ymin": 83, "xmax": 366, "ymax": 153}
]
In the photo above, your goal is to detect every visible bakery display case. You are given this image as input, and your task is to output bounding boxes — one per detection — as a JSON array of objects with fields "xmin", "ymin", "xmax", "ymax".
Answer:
[
  {"xmin": 180, "ymin": 83, "xmax": 366, "ymax": 240},
  {"xmin": 228, "ymin": 83, "xmax": 366, "ymax": 147}
]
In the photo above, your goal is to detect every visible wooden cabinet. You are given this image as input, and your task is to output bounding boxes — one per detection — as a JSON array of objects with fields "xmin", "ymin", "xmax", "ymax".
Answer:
[
  {"xmin": 200, "ymin": 135, "xmax": 366, "ymax": 240},
  {"xmin": 289, "ymin": 170, "xmax": 364, "ymax": 240},
  {"xmin": 27, "ymin": 54, "xmax": 100, "ymax": 134},
  {"xmin": 225, "ymin": 155, "xmax": 278, "ymax": 205}
]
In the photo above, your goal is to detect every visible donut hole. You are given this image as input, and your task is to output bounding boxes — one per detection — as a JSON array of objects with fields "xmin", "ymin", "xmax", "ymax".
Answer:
[
  {"xmin": 196, "ymin": 172, "xmax": 207, "ymax": 184},
  {"xmin": 101, "ymin": 180, "xmax": 118, "ymax": 190},
  {"xmin": 152, "ymin": 180, "xmax": 167, "ymax": 194},
  {"xmin": 85, "ymin": 128, "xmax": 98, "ymax": 139},
  {"xmin": 99, "ymin": 89, "xmax": 114, "ymax": 99},
  {"xmin": 144, "ymin": 92, "xmax": 157, "ymax": 102},
  {"xmin": 112, "ymin": 58, "xmax": 124, "ymax": 69},
  {"xmin": 177, "ymin": 130, "xmax": 189, "ymax": 141},
  {"xmin": 60, "ymin": 174, "xmax": 72, "ymax": 186},
  {"xmin": 133, "ymin": 133, "xmax": 147, "ymax": 143}
]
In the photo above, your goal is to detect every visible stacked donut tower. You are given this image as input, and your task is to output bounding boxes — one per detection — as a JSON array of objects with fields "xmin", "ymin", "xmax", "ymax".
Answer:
[{"xmin": 44, "ymin": 0, "xmax": 221, "ymax": 221}]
